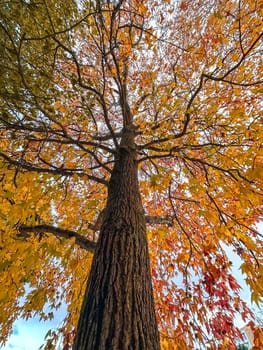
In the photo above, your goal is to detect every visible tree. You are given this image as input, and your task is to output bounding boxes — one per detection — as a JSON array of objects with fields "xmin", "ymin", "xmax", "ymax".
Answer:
[{"xmin": 0, "ymin": 0, "xmax": 262, "ymax": 349}]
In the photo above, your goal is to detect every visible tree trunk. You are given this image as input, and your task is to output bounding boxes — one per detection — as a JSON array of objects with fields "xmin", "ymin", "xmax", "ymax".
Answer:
[{"xmin": 73, "ymin": 125, "xmax": 160, "ymax": 350}]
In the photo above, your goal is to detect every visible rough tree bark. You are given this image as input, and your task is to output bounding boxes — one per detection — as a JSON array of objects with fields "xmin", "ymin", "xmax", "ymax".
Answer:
[{"xmin": 72, "ymin": 125, "xmax": 161, "ymax": 350}]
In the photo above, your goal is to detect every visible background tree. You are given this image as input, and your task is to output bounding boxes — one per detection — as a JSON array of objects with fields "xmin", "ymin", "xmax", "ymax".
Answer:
[
  {"xmin": 236, "ymin": 345, "xmax": 249, "ymax": 350},
  {"xmin": 0, "ymin": 0, "xmax": 262, "ymax": 349}
]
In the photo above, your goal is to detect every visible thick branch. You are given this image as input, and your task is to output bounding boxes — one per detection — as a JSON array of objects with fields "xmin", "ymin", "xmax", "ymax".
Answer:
[
  {"xmin": 145, "ymin": 215, "xmax": 173, "ymax": 226},
  {"xmin": 91, "ymin": 130, "xmax": 123, "ymax": 141},
  {"xmin": 18, "ymin": 224, "xmax": 97, "ymax": 253}
]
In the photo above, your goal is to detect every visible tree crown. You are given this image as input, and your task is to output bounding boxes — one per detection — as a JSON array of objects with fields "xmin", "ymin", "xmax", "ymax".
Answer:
[{"xmin": 0, "ymin": 0, "xmax": 262, "ymax": 349}]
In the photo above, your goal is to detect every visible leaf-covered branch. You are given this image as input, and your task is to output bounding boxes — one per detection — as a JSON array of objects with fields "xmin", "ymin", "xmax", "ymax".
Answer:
[{"xmin": 0, "ymin": 152, "xmax": 109, "ymax": 186}]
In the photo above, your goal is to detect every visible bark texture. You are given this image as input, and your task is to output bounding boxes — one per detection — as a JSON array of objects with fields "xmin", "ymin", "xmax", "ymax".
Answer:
[{"xmin": 73, "ymin": 126, "xmax": 160, "ymax": 350}]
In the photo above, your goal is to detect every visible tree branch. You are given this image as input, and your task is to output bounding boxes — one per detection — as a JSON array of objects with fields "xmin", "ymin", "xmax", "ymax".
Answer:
[
  {"xmin": 18, "ymin": 224, "xmax": 97, "ymax": 253},
  {"xmin": 203, "ymin": 73, "xmax": 263, "ymax": 87},
  {"xmin": 221, "ymin": 31, "xmax": 263, "ymax": 80},
  {"xmin": 0, "ymin": 152, "xmax": 109, "ymax": 186},
  {"xmin": 183, "ymin": 154, "xmax": 253, "ymax": 183},
  {"xmin": 91, "ymin": 130, "xmax": 123, "ymax": 141},
  {"xmin": 145, "ymin": 215, "xmax": 173, "ymax": 226},
  {"xmin": 203, "ymin": 31, "xmax": 263, "ymax": 86}
]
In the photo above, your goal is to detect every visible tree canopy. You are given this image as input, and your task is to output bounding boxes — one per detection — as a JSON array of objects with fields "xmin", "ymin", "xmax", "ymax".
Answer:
[{"xmin": 0, "ymin": 0, "xmax": 263, "ymax": 349}]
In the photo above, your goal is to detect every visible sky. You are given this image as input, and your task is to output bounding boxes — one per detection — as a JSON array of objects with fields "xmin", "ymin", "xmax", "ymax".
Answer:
[
  {"xmin": 1, "ymin": 224, "xmax": 262, "ymax": 350},
  {"xmin": 1, "ymin": 318, "xmax": 56, "ymax": 350},
  {"xmin": 0, "ymin": 305, "xmax": 67, "ymax": 350}
]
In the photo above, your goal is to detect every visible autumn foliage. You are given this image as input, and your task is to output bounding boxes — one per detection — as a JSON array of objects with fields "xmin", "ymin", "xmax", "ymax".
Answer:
[{"xmin": 0, "ymin": 0, "xmax": 263, "ymax": 349}]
